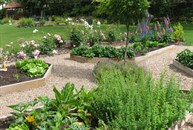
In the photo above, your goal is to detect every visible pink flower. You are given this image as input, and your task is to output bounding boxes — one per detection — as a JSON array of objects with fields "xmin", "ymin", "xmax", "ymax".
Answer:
[
  {"xmin": 54, "ymin": 34, "xmax": 62, "ymax": 41},
  {"xmin": 157, "ymin": 21, "xmax": 161, "ymax": 27},
  {"xmin": 17, "ymin": 51, "xmax": 26, "ymax": 59},
  {"xmin": 146, "ymin": 25, "xmax": 149, "ymax": 32}
]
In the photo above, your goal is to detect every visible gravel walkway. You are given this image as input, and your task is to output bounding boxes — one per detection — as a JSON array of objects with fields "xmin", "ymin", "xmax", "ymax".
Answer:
[
  {"xmin": 0, "ymin": 53, "xmax": 96, "ymax": 116},
  {"xmin": 0, "ymin": 45, "xmax": 193, "ymax": 117}
]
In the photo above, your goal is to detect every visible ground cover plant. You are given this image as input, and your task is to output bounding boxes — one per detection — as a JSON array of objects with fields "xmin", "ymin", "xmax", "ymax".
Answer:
[{"xmin": 176, "ymin": 49, "xmax": 193, "ymax": 69}]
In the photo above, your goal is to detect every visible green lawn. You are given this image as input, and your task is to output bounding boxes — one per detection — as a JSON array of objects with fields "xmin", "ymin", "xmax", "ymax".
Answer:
[
  {"xmin": 183, "ymin": 24, "xmax": 193, "ymax": 45},
  {"xmin": 0, "ymin": 24, "xmax": 126, "ymax": 49},
  {"xmin": 0, "ymin": 23, "xmax": 192, "ymax": 49}
]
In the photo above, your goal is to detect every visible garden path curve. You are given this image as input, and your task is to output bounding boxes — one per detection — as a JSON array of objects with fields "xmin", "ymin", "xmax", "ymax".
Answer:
[{"xmin": 0, "ymin": 45, "xmax": 193, "ymax": 117}]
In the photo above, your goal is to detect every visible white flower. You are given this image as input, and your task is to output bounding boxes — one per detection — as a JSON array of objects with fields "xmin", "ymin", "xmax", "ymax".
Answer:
[
  {"xmin": 47, "ymin": 33, "xmax": 51, "ymax": 36},
  {"xmin": 30, "ymin": 40, "xmax": 35, "ymax": 46},
  {"xmin": 33, "ymin": 29, "xmax": 39, "ymax": 33},
  {"xmin": 32, "ymin": 50, "xmax": 40, "ymax": 59},
  {"xmin": 43, "ymin": 36, "xmax": 47, "ymax": 39},
  {"xmin": 10, "ymin": 42, "xmax": 13, "ymax": 44},
  {"xmin": 6, "ymin": 44, "xmax": 11, "ymax": 47},
  {"xmin": 52, "ymin": 50, "xmax": 58, "ymax": 55},
  {"xmin": 34, "ymin": 44, "xmax": 39, "ymax": 48},
  {"xmin": 59, "ymin": 40, "xmax": 63, "ymax": 43},
  {"xmin": 20, "ymin": 43, "xmax": 26, "ymax": 48},
  {"xmin": 97, "ymin": 21, "xmax": 101, "ymax": 25}
]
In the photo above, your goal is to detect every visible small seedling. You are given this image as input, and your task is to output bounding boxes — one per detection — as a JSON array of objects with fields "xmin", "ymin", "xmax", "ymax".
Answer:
[{"xmin": 13, "ymin": 74, "xmax": 20, "ymax": 80}]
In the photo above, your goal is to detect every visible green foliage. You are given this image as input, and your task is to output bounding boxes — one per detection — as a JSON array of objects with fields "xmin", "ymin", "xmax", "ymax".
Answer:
[
  {"xmin": 71, "ymin": 44, "xmax": 132, "ymax": 59},
  {"xmin": 145, "ymin": 41, "xmax": 158, "ymax": 48},
  {"xmin": 8, "ymin": 123, "xmax": 29, "ymax": 130},
  {"xmin": 8, "ymin": 83, "xmax": 93, "ymax": 129},
  {"xmin": 95, "ymin": 0, "xmax": 149, "ymax": 25},
  {"xmin": 70, "ymin": 28, "xmax": 83, "ymax": 47},
  {"xmin": 18, "ymin": 18, "xmax": 35, "ymax": 27},
  {"xmin": 107, "ymin": 31, "xmax": 116, "ymax": 42},
  {"xmin": 40, "ymin": 38, "xmax": 55, "ymax": 55},
  {"xmin": 15, "ymin": 59, "xmax": 49, "ymax": 77},
  {"xmin": 173, "ymin": 23, "xmax": 185, "ymax": 42},
  {"xmin": 1, "ymin": 17, "xmax": 10, "ymax": 24},
  {"xmin": 92, "ymin": 61, "xmax": 191, "ymax": 130},
  {"xmin": 176, "ymin": 49, "xmax": 193, "ymax": 69}
]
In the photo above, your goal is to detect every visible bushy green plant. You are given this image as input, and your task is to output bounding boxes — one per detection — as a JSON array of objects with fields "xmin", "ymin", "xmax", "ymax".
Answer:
[
  {"xmin": 40, "ymin": 37, "xmax": 55, "ymax": 55},
  {"xmin": 39, "ymin": 19, "xmax": 46, "ymax": 26},
  {"xmin": 18, "ymin": 18, "xmax": 35, "ymax": 27},
  {"xmin": 8, "ymin": 83, "xmax": 93, "ymax": 129},
  {"xmin": 173, "ymin": 23, "xmax": 184, "ymax": 42},
  {"xmin": 176, "ymin": 49, "xmax": 193, "ymax": 69},
  {"xmin": 107, "ymin": 31, "xmax": 116, "ymax": 43},
  {"xmin": 1, "ymin": 17, "xmax": 10, "ymax": 24},
  {"xmin": 70, "ymin": 28, "xmax": 83, "ymax": 47},
  {"xmin": 15, "ymin": 59, "xmax": 49, "ymax": 77},
  {"xmin": 145, "ymin": 41, "xmax": 158, "ymax": 48},
  {"xmin": 92, "ymin": 61, "xmax": 191, "ymax": 130}
]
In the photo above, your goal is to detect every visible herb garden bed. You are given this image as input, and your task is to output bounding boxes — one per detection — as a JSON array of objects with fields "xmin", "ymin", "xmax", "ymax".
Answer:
[{"xmin": 0, "ymin": 63, "xmax": 52, "ymax": 95}]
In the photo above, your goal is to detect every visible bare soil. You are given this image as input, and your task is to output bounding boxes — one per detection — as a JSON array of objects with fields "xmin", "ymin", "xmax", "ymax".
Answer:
[{"xmin": 0, "ymin": 66, "xmax": 39, "ymax": 86}]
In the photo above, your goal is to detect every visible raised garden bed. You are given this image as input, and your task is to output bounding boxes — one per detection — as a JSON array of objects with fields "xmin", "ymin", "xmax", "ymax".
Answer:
[
  {"xmin": 0, "ymin": 64, "xmax": 52, "ymax": 95},
  {"xmin": 173, "ymin": 60, "xmax": 193, "ymax": 77},
  {"xmin": 70, "ymin": 45, "xmax": 176, "ymax": 63}
]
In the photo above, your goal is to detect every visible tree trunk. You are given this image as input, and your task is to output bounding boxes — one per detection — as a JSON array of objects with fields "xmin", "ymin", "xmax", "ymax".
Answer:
[{"xmin": 124, "ymin": 25, "xmax": 129, "ymax": 65}]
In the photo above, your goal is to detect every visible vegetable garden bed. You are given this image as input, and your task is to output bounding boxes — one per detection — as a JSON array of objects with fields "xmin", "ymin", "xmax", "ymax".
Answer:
[
  {"xmin": 0, "ymin": 61, "xmax": 53, "ymax": 95},
  {"xmin": 70, "ymin": 45, "xmax": 176, "ymax": 63}
]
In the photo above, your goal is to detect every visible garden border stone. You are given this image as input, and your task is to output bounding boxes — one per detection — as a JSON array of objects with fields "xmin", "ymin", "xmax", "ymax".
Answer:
[
  {"xmin": 0, "ymin": 64, "xmax": 53, "ymax": 95},
  {"xmin": 173, "ymin": 60, "xmax": 193, "ymax": 77},
  {"xmin": 70, "ymin": 45, "xmax": 176, "ymax": 63}
]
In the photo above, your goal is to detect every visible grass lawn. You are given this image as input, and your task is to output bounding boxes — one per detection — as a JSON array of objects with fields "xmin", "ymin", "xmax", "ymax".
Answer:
[
  {"xmin": 0, "ymin": 23, "xmax": 192, "ymax": 49},
  {"xmin": 0, "ymin": 24, "xmax": 126, "ymax": 49}
]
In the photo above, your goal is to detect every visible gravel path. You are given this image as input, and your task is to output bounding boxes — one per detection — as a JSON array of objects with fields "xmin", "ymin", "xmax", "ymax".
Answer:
[
  {"xmin": 0, "ymin": 53, "xmax": 96, "ymax": 116},
  {"xmin": 137, "ymin": 45, "xmax": 193, "ymax": 91},
  {"xmin": 0, "ymin": 45, "xmax": 193, "ymax": 118}
]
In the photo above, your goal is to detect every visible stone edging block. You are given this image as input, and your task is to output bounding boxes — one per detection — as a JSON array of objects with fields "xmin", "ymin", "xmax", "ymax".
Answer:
[{"xmin": 0, "ymin": 65, "xmax": 53, "ymax": 95}]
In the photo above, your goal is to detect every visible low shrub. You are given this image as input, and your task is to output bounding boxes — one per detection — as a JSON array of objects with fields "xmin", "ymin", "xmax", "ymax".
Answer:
[
  {"xmin": 18, "ymin": 18, "xmax": 35, "ymax": 27},
  {"xmin": 173, "ymin": 23, "xmax": 185, "ymax": 42},
  {"xmin": 15, "ymin": 59, "xmax": 49, "ymax": 77},
  {"xmin": 92, "ymin": 61, "xmax": 191, "ymax": 130},
  {"xmin": 176, "ymin": 49, "xmax": 193, "ymax": 69},
  {"xmin": 1, "ymin": 17, "xmax": 10, "ymax": 24},
  {"xmin": 107, "ymin": 31, "xmax": 116, "ymax": 43},
  {"xmin": 8, "ymin": 83, "xmax": 94, "ymax": 129}
]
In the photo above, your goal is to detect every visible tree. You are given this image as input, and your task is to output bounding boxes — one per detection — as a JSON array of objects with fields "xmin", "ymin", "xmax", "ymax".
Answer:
[{"xmin": 95, "ymin": 0, "xmax": 149, "ymax": 64}]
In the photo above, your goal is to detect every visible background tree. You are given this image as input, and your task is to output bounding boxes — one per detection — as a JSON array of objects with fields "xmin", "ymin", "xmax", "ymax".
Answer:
[{"xmin": 95, "ymin": 0, "xmax": 149, "ymax": 63}]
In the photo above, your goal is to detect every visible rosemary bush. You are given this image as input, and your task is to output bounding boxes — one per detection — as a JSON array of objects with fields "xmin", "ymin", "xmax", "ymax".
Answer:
[{"xmin": 92, "ymin": 61, "xmax": 191, "ymax": 130}]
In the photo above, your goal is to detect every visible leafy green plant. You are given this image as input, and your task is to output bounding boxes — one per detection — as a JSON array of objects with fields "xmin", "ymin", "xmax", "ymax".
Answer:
[
  {"xmin": 145, "ymin": 41, "xmax": 158, "ymax": 48},
  {"xmin": 176, "ymin": 49, "xmax": 193, "ymax": 69},
  {"xmin": 70, "ymin": 28, "xmax": 83, "ymax": 47},
  {"xmin": 173, "ymin": 23, "xmax": 185, "ymax": 42},
  {"xmin": 107, "ymin": 31, "xmax": 116, "ymax": 43},
  {"xmin": 40, "ymin": 38, "xmax": 55, "ymax": 55},
  {"xmin": 18, "ymin": 18, "xmax": 35, "ymax": 27},
  {"xmin": 8, "ymin": 83, "xmax": 93, "ymax": 129},
  {"xmin": 15, "ymin": 59, "xmax": 49, "ymax": 77},
  {"xmin": 13, "ymin": 74, "xmax": 20, "ymax": 80},
  {"xmin": 1, "ymin": 17, "xmax": 11, "ymax": 24},
  {"xmin": 71, "ymin": 44, "xmax": 127, "ymax": 59},
  {"xmin": 92, "ymin": 61, "xmax": 191, "ymax": 130}
]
